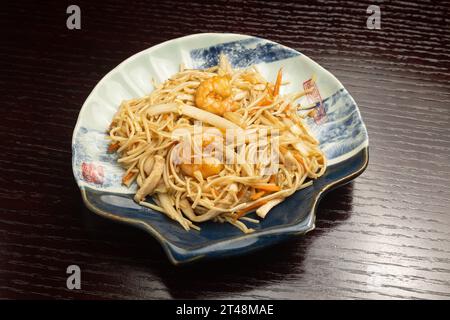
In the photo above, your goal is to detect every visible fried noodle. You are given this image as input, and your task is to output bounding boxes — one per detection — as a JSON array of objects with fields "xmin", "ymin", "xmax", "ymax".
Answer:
[{"xmin": 108, "ymin": 55, "xmax": 326, "ymax": 233}]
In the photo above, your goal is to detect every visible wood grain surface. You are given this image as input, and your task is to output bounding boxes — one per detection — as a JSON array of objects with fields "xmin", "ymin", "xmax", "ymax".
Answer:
[{"xmin": 1, "ymin": 0, "xmax": 449, "ymax": 299}]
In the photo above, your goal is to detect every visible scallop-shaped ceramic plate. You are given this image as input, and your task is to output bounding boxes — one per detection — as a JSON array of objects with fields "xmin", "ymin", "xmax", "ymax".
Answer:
[{"xmin": 72, "ymin": 33, "xmax": 369, "ymax": 264}]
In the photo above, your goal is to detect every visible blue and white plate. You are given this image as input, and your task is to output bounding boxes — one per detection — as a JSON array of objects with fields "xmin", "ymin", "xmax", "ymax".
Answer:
[{"xmin": 72, "ymin": 33, "xmax": 369, "ymax": 264}]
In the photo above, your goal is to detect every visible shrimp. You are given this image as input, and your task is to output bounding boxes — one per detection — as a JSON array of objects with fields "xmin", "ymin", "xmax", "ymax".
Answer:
[
  {"xmin": 180, "ymin": 157, "xmax": 223, "ymax": 178},
  {"xmin": 195, "ymin": 75, "xmax": 238, "ymax": 116},
  {"xmin": 179, "ymin": 134, "xmax": 224, "ymax": 179}
]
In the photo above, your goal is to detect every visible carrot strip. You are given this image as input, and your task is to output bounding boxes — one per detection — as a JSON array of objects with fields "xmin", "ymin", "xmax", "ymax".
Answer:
[
  {"xmin": 235, "ymin": 200, "xmax": 268, "ymax": 219},
  {"xmin": 253, "ymin": 184, "xmax": 281, "ymax": 192},
  {"xmin": 236, "ymin": 187, "xmax": 246, "ymax": 199},
  {"xmin": 269, "ymin": 175, "xmax": 276, "ymax": 184},
  {"xmin": 257, "ymin": 85, "xmax": 274, "ymax": 107},
  {"xmin": 250, "ymin": 191, "xmax": 266, "ymax": 201},
  {"xmin": 273, "ymin": 68, "xmax": 283, "ymax": 97},
  {"xmin": 122, "ymin": 172, "xmax": 134, "ymax": 184},
  {"xmin": 108, "ymin": 142, "xmax": 120, "ymax": 153},
  {"xmin": 258, "ymin": 94, "xmax": 273, "ymax": 107},
  {"xmin": 108, "ymin": 120, "xmax": 117, "ymax": 130}
]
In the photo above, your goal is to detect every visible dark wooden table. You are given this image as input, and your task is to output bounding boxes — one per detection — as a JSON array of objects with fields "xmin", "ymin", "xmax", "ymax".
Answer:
[{"xmin": 1, "ymin": 0, "xmax": 449, "ymax": 299}]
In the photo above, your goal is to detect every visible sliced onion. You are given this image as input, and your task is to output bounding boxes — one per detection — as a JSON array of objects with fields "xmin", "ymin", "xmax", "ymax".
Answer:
[{"xmin": 146, "ymin": 103, "xmax": 239, "ymax": 130}]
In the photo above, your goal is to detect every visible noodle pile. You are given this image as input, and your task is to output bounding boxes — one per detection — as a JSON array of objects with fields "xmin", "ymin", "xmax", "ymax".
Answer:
[{"xmin": 108, "ymin": 55, "xmax": 326, "ymax": 233}]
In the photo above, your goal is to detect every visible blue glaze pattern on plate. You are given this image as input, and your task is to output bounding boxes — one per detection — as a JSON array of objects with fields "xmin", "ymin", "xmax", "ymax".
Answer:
[
  {"xmin": 307, "ymin": 88, "xmax": 368, "ymax": 161},
  {"xmin": 190, "ymin": 37, "xmax": 299, "ymax": 69},
  {"xmin": 72, "ymin": 33, "xmax": 369, "ymax": 264}
]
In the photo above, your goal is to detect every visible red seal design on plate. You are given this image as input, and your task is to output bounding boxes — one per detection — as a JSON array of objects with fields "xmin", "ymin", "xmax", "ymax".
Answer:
[
  {"xmin": 303, "ymin": 77, "xmax": 326, "ymax": 124},
  {"xmin": 81, "ymin": 162, "xmax": 104, "ymax": 185}
]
